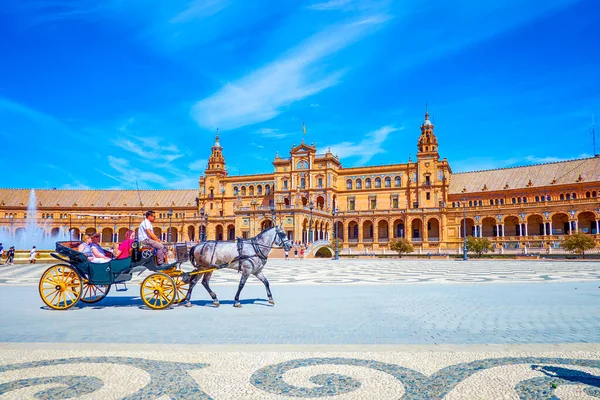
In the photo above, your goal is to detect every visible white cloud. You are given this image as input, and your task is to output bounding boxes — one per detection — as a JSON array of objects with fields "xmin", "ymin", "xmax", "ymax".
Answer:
[
  {"xmin": 191, "ymin": 16, "xmax": 389, "ymax": 131},
  {"xmin": 170, "ymin": 0, "xmax": 229, "ymax": 23},
  {"xmin": 308, "ymin": 0, "xmax": 353, "ymax": 11},
  {"xmin": 524, "ymin": 154, "xmax": 592, "ymax": 164},
  {"xmin": 328, "ymin": 125, "xmax": 400, "ymax": 164},
  {"xmin": 188, "ymin": 159, "xmax": 208, "ymax": 171},
  {"xmin": 255, "ymin": 128, "xmax": 291, "ymax": 139}
]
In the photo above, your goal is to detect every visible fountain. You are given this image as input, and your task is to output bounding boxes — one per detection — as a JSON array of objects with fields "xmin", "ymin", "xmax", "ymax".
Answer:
[{"xmin": 0, "ymin": 189, "xmax": 72, "ymax": 250}]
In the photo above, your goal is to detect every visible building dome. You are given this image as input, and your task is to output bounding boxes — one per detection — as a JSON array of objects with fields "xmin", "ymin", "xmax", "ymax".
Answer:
[
  {"xmin": 213, "ymin": 132, "xmax": 222, "ymax": 149},
  {"xmin": 423, "ymin": 119, "xmax": 432, "ymax": 126}
]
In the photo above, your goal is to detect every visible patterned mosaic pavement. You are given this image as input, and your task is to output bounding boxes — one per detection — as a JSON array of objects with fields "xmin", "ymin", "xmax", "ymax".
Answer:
[
  {"xmin": 1, "ymin": 258, "xmax": 600, "ymax": 286},
  {"xmin": 0, "ymin": 344, "xmax": 599, "ymax": 399},
  {"xmin": 1, "ymin": 259, "xmax": 599, "ymax": 398}
]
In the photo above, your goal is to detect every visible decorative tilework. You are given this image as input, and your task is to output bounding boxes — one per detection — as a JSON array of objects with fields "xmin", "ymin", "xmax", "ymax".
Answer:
[
  {"xmin": 251, "ymin": 357, "xmax": 600, "ymax": 399},
  {"xmin": 0, "ymin": 356, "xmax": 209, "ymax": 399}
]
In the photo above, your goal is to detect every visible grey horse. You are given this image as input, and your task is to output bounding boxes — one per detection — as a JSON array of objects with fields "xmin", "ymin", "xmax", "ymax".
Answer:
[{"xmin": 184, "ymin": 225, "xmax": 292, "ymax": 308}]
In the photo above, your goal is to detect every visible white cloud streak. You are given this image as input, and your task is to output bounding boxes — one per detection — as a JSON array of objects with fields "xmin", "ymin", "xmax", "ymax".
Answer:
[
  {"xmin": 308, "ymin": 0, "xmax": 353, "ymax": 11},
  {"xmin": 328, "ymin": 125, "xmax": 400, "ymax": 164},
  {"xmin": 191, "ymin": 15, "xmax": 390, "ymax": 131}
]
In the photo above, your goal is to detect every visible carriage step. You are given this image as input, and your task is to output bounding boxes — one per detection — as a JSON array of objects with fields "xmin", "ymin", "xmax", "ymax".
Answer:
[{"xmin": 115, "ymin": 284, "xmax": 128, "ymax": 292}]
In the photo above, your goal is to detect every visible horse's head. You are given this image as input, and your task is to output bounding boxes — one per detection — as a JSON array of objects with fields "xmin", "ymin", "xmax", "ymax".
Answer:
[{"xmin": 274, "ymin": 225, "xmax": 292, "ymax": 251}]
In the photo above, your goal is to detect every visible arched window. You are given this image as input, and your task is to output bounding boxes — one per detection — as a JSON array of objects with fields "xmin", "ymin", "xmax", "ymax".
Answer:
[
  {"xmin": 233, "ymin": 187, "xmax": 239, "ymax": 196},
  {"xmin": 265, "ymin": 185, "xmax": 271, "ymax": 195},
  {"xmin": 282, "ymin": 179, "xmax": 288, "ymax": 189},
  {"xmin": 356, "ymin": 179, "xmax": 362, "ymax": 189},
  {"xmin": 490, "ymin": 199, "xmax": 494, "ymax": 205},
  {"xmin": 346, "ymin": 179, "xmax": 353, "ymax": 190},
  {"xmin": 572, "ymin": 193, "xmax": 576, "ymax": 199},
  {"xmin": 522, "ymin": 197, "xmax": 527, "ymax": 203},
  {"xmin": 566, "ymin": 193, "xmax": 570, "ymax": 200},
  {"xmin": 375, "ymin": 178, "xmax": 381, "ymax": 188},
  {"xmin": 535, "ymin": 196, "xmax": 540, "ymax": 202},
  {"xmin": 249, "ymin": 186, "xmax": 254, "ymax": 196},
  {"xmin": 241, "ymin": 187, "xmax": 246, "ymax": 196},
  {"xmin": 384, "ymin": 177, "xmax": 391, "ymax": 187},
  {"xmin": 560, "ymin": 193, "xmax": 564, "ymax": 200},
  {"xmin": 512, "ymin": 198, "xmax": 516, "ymax": 204},
  {"xmin": 300, "ymin": 178, "xmax": 306, "ymax": 188},
  {"xmin": 500, "ymin": 199, "xmax": 504, "ymax": 205},
  {"xmin": 593, "ymin": 191, "xmax": 597, "ymax": 198},
  {"xmin": 586, "ymin": 191, "xmax": 591, "ymax": 198},
  {"xmin": 257, "ymin": 185, "xmax": 262, "ymax": 195},
  {"xmin": 469, "ymin": 201, "xmax": 473, "ymax": 207},
  {"xmin": 365, "ymin": 178, "xmax": 371, "ymax": 188},
  {"xmin": 394, "ymin": 176, "xmax": 401, "ymax": 187}
]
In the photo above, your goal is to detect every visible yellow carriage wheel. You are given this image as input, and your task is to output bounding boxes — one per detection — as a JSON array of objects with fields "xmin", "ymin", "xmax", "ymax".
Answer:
[
  {"xmin": 171, "ymin": 275, "xmax": 189, "ymax": 304},
  {"xmin": 140, "ymin": 273, "xmax": 176, "ymax": 310},
  {"xmin": 39, "ymin": 264, "xmax": 83, "ymax": 310},
  {"xmin": 80, "ymin": 281, "xmax": 111, "ymax": 304}
]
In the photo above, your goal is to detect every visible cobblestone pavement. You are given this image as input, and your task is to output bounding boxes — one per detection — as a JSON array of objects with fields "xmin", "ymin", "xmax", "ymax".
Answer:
[
  {"xmin": 1, "ymin": 258, "xmax": 600, "ymax": 286},
  {"xmin": 1, "ymin": 260, "xmax": 599, "ymax": 398}
]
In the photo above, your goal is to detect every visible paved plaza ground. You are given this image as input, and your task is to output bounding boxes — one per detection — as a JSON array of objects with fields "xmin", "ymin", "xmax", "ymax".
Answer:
[{"xmin": 0, "ymin": 259, "xmax": 599, "ymax": 399}]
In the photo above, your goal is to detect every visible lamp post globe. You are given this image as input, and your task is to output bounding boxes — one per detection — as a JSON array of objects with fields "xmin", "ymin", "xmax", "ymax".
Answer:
[
  {"xmin": 462, "ymin": 197, "xmax": 468, "ymax": 261},
  {"xmin": 167, "ymin": 207, "xmax": 173, "ymax": 243}
]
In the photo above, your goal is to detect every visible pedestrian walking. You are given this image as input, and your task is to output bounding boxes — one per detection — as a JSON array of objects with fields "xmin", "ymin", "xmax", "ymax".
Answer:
[
  {"xmin": 0, "ymin": 243, "xmax": 4, "ymax": 260},
  {"xmin": 5, "ymin": 246, "xmax": 15, "ymax": 265},
  {"xmin": 284, "ymin": 249, "xmax": 289, "ymax": 260},
  {"xmin": 29, "ymin": 246, "xmax": 37, "ymax": 263},
  {"xmin": 300, "ymin": 247, "xmax": 304, "ymax": 259},
  {"xmin": 294, "ymin": 247, "xmax": 298, "ymax": 260}
]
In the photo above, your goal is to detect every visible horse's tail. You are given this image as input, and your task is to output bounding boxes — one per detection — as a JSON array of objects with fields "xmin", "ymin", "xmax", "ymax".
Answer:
[{"xmin": 189, "ymin": 244, "xmax": 198, "ymax": 269}]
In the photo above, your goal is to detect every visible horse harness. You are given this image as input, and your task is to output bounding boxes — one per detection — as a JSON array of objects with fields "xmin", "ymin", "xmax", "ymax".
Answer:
[{"xmin": 192, "ymin": 232, "xmax": 282, "ymax": 272}]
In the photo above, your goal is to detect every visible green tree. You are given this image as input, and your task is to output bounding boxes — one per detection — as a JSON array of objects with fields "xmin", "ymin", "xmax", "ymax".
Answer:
[
  {"xmin": 466, "ymin": 236, "xmax": 493, "ymax": 257},
  {"xmin": 389, "ymin": 238, "xmax": 414, "ymax": 257},
  {"xmin": 326, "ymin": 238, "xmax": 344, "ymax": 253},
  {"xmin": 560, "ymin": 232, "xmax": 596, "ymax": 259}
]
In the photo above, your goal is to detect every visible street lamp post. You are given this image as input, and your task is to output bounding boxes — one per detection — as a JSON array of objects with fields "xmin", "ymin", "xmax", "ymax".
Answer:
[
  {"xmin": 309, "ymin": 201, "xmax": 314, "ymax": 243},
  {"xmin": 462, "ymin": 197, "xmax": 468, "ymax": 261},
  {"xmin": 332, "ymin": 207, "xmax": 339, "ymax": 260},
  {"xmin": 168, "ymin": 208, "xmax": 173, "ymax": 243},
  {"xmin": 270, "ymin": 203, "xmax": 276, "ymax": 226},
  {"xmin": 199, "ymin": 207, "xmax": 205, "ymax": 242}
]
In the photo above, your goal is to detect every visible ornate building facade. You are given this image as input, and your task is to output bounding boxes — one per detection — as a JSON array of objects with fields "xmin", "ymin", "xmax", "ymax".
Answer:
[{"xmin": 1, "ymin": 110, "xmax": 599, "ymax": 251}]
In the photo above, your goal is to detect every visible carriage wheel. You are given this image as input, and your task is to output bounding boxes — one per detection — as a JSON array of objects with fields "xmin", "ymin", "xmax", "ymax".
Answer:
[
  {"xmin": 140, "ymin": 273, "xmax": 176, "ymax": 309},
  {"xmin": 80, "ymin": 281, "xmax": 111, "ymax": 304},
  {"xmin": 39, "ymin": 264, "xmax": 82, "ymax": 310},
  {"xmin": 171, "ymin": 275, "xmax": 189, "ymax": 304}
]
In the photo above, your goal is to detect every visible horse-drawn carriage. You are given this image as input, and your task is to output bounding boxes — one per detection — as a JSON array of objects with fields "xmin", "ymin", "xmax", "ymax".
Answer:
[
  {"xmin": 39, "ymin": 225, "xmax": 292, "ymax": 310},
  {"xmin": 38, "ymin": 240, "xmax": 200, "ymax": 310}
]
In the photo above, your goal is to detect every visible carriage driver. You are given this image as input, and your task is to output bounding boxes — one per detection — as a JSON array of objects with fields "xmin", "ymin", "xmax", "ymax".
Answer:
[{"xmin": 138, "ymin": 210, "xmax": 168, "ymax": 267}]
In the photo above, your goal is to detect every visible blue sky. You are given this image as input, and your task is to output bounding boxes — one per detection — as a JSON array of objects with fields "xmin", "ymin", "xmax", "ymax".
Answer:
[{"xmin": 0, "ymin": 0, "xmax": 598, "ymax": 189}]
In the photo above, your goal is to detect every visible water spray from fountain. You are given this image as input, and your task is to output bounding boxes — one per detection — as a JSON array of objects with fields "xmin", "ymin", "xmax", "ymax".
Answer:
[{"xmin": 0, "ymin": 189, "xmax": 72, "ymax": 250}]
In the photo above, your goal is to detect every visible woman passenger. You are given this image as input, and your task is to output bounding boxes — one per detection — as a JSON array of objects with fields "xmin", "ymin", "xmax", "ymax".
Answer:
[
  {"xmin": 90, "ymin": 232, "xmax": 112, "ymax": 263},
  {"xmin": 78, "ymin": 235, "xmax": 94, "ymax": 260},
  {"xmin": 115, "ymin": 230, "xmax": 134, "ymax": 259}
]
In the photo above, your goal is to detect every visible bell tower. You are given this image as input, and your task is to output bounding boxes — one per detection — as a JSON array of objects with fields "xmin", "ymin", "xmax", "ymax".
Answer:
[
  {"xmin": 205, "ymin": 131, "xmax": 227, "ymax": 177},
  {"xmin": 416, "ymin": 107, "xmax": 439, "ymax": 160}
]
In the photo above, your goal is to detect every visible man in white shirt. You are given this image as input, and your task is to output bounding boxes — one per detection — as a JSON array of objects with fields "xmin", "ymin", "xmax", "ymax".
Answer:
[{"xmin": 138, "ymin": 210, "xmax": 167, "ymax": 266}]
